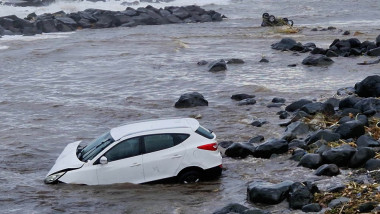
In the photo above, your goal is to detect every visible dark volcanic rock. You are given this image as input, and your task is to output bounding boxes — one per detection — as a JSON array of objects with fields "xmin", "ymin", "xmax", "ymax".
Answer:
[
  {"xmin": 248, "ymin": 135, "xmax": 264, "ymax": 144},
  {"xmin": 253, "ymin": 139, "xmax": 288, "ymax": 159},
  {"xmin": 225, "ymin": 143, "xmax": 255, "ymax": 158},
  {"xmin": 376, "ymin": 34, "xmax": 380, "ymax": 46},
  {"xmin": 302, "ymin": 54, "xmax": 334, "ymax": 66},
  {"xmin": 291, "ymin": 149, "xmax": 307, "ymax": 161},
  {"xmin": 288, "ymin": 182, "xmax": 313, "ymax": 209},
  {"xmin": 285, "ymin": 99, "xmax": 312, "ymax": 112},
  {"xmin": 289, "ymin": 139, "xmax": 308, "ymax": 150},
  {"xmin": 271, "ymin": 38, "xmax": 297, "ymax": 51},
  {"xmin": 356, "ymin": 135, "xmax": 380, "ymax": 148},
  {"xmin": 225, "ymin": 58, "xmax": 245, "ymax": 64},
  {"xmin": 365, "ymin": 159, "xmax": 380, "ymax": 171},
  {"xmin": 328, "ymin": 197, "xmax": 350, "ymax": 208},
  {"xmin": 355, "ymin": 75, "xmax": 380, "ymax": 97},
  {"xmin": 335, "ymin": 120, "xmax": 365, "ymax": 139},
  {"xmin": 358, "ymin": 202, "xmax": 378, "ymax": 213},
  {"xmin": 353, "ymin": 98, "xmax": 380, "ymax": 113},
  {"xmin": 212, "ymin": 203, "xmax": 270, "ymax": 214},
  {"xmin": 272, "ymin": 97, "xmax": 286, "ymax": 103},
  {"xmin": 283, "ymin": 121, "xmax": 310, "ymax": 139},
  {"xmin": 300, "ymin": 102, "xmax": 323, "ymax": 114},
  {"xmin": 321, "ymin": 145, "xmax": 356, "ymax": 166},
  {"xmin": 298, "ymin": 153, "xmax": 323, "ymax": 169},
  {"xmin": 302, "ymin": 203, "xmax": 322, "ymax": 212},
  {"xmin": 231, "ymin": 94, "xmax": 255, "ymax": 101},
  {"xmin": 339, "ymin": 96, "xmax": 361, "ymax": 109},
  {"xmin": 208, "ymin": 59, "xmax": 227, "ymax": 72},
  {"xmin": 218, "ymin": 141, "xmax": 234, "ymax": 149},
  {"xmin": 250, "ymin": 120, "xmax": 267, "ymax": 127},
  {"xmin": 349, "ymin": 147, "xmax": 376, "ymax": 168},
  {"xmin": 315, "ymin": 164, "xmax": 340, "ymax": 176},
  {"xmin": 367, "ymin": 47, "xmax": 380, "ymax": 56},
  {"xmin": 174, "ymin": 92, "xmax": 208, "ymax": 108},
  {"xmin": 306, "ymin": 130, "xmax": 340, "ymax": 145},
  {"xmin": 238, "ymin": 98, "xmax": 257, "ymax": 106},
  {"xmin": 247, "ymin": 180, "xmax": 294, "ymax": 204},
  {"xmin": 259, "ymin": 58, "xmax": 269, "ymax": 63},
  {"xmin": 277, "ymin": 110, "xmax": 289, "ymax": 119}
]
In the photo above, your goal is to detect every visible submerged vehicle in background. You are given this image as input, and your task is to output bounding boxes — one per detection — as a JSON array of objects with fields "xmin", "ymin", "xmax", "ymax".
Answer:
[
  {"xmin": 261, "ymin": 12, "xmax": 294, "ymax": 27},
  {"xmin": 45, "ymin": 118, "xmax": 222, "ymax": 185}
]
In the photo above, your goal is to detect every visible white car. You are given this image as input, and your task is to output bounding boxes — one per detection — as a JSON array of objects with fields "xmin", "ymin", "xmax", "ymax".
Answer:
[{"xmin": 45, "ymin": 118, "xmax": 222, "ymax": 185}]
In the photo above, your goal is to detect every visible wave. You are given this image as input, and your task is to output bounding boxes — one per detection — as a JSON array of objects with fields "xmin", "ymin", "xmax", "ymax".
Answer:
[{"xmin": 0, "ymin": 0, "xmax": 231, "ymax": 18}]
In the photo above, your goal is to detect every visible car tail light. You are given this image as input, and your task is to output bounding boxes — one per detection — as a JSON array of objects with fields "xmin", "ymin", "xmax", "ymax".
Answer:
[{"xmin": 197, "ymin": 142, "xmax": 218, "ymax": 151}]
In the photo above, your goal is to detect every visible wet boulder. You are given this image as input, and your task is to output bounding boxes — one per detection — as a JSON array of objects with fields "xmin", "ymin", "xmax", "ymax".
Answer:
[
  {"xmin": 305, "ymin": 130, "xmax": 340, "ymax": 145},
  {"xmin": 337, "ymin": 87, "xmax": 356, "ymax": 96},
  {"xmin": 367, "ymin": 47, "xmax": 380, "ymax": 56},
  {"xmin": 174, "ymin": 92, "xmax": 208, "ymax": 108},
  {"xmin": 290, "ymin": 149, "xmax": 307, "ymax": 161},
  {"xmin": 226, "ymin": 58, "xmax": 245, "ymax": 64},
  {"xmin": 272, "ymin": 97, "xmax": 286, "ymax": 103},
  {"xmin": 271, "ymin": 38, "xmax": 297, "ymax": 51},
  {"xmin": 213, "ymin": 203, "xmax": 270, "ymax": 214},
  {"xmin": 298, "ymin": 153, "xmax": 323, "ymax": 169},
  {"xmin": 328, "ymin": 197, "xmax": 350, "ymax": 208},
  {"xmin": 283, "ymin": 121, "xmax": 310, "ymax": 139},
  {"xmin": 250, "ymin": 119, "xmax": 267, "ymax": 127},
  {"xmin": 365, "ymin": 159, "xmax": 380, "ymax": 171},
  {"xmin": 285, "ymin": 99, "xmax": 312, "ymax": 112},
  {"xmin": 248, "ymin": 135, "xmax": 264, "ymax": 144},
  {"xmin": 253, "ymin": 139, "xmax": 288, "ymax": 159},
  {"xmin": 339, "ymin": 96, "xmax": 361, "ymax": 109},
  {"xmin": 225, "ymin": 143, "xmax": 255, "ymax": 158},
  {"xmin": 300, "ymin": 102, "xmax": 334, "ymax": 115},
  {"xmin": 321, "ymin": 145, "xmax": 356, "ymax": 166},
  {"xmin": 302, "ymin": 54, "xmax": 334, "ymax": 66},
  {"xmin": 238, "ymin": 98, "xmax": 257, "ymax": 106},
  {"xmin": 315, "ymin": 164, "xmax": 340, "ymax": 176},
  {"xmin": 289, "ymin": 139, "xmax": 308, "ymax": 150},
  {"xmin": 208, "ymin": 59, "xmax": 227, "ymax": 72},
  {"xmin": 231, "ymin": 94, "xmax": 255, "ymax": 101},
  {"xmin": 277, "ymin": 110, "xmax": 289, "ymax": 119},
  {"xmin": 355, "ymin": 75, "xmax": 380, "ymax": 97},
  {"xmin": 326, "ymin": 50, "xmax": 339, "ymax": 57},
  {"xmin": 218, "ymin": 141, "xmax": 233, "ymax": 149},
  {"xmin": 349, "ymin": 147, "xmax": 376, "ymax": 168},
  {"xmin": 356, "ymin": 135, "xmax": 380, "ymax": 148},
  {"xmin": 302, "ymin": 203, "xmax": 322, "ymax": 212},
  {"xmin": 288, "ymin": 182, "xmax": 313, "ymax": 209},
  {"xmin": 334, "ymin": 120, "xmax": 365, "ymax": 139},
  {"xmin": 353, "ymin": 98, "xmax": 380, "ymax": 113},
  {"xmin": 247, "ymin": 180, "xmax": 294, "ymax": 204}
]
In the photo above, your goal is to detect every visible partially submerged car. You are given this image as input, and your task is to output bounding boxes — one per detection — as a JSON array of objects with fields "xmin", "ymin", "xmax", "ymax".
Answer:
[
  {"xmin": 45, "ymin": 118, "xmax": 222, "ymax": 185},
  {"xmin": 261, "ymin": 13, "xmax": 294, "ymax": 27}
]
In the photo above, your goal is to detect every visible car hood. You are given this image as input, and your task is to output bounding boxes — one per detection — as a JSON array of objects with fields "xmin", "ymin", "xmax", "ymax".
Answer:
[{"xmin": 46, "ymin": 141, "xmax": 85, "ymax": 176}]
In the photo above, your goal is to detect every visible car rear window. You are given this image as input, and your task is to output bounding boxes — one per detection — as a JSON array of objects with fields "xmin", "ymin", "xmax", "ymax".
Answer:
[{"xmin": 195, "ymin": 126, "xmax": 214, "ymax": 139}]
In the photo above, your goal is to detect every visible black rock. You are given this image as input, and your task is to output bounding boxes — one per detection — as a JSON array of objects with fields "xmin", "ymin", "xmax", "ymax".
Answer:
[
  {"xmin": 326, "ymin": 50, "xmax": 339, "ymax": 57},
  {"xmin": 341, "ymin": 108, "xmax": 362, "ymax": 116},
  {"xmin": 339, "ymin": 96, "xmax": 361, "ymax": 109},
  {"xmin": 328, "ymin": 197, "xmax": 350, "ymax": 208},
  {"xmin": 355, "ymin": 75, "xmax": 380, "ymax": 97},
  {"xmin": 358, "ymin": 202, "xmax": 378, "ymax": 213},
  {"xmin": 310, "ymin": 47, "xmax": 326, "ymax": 55},
  {"xmin": 335, "ymin": 120, "xmax": 365, "ymax": 139},
  {"xmin": 367, "ymin": 47, "xmax": 380, "ymax": 56},
  {"xmin": 226, "ymin": 58, "xmax": 245, "ymax": 64},
  {"xmin": 248, "ymin": 135, "xmax": 264, "ymax": 144},
  {"xmin": 285, "ymin": 99, "xmax": 312, "ymax": 112},
  {"xmin": 267, "ymin": 103, "xmax": 284, "ymax": 108},
  {"xmin": 288, "ymin": 182, "xmax": 313, "ymax": 209},
  {"xmin": 289, "ymin": 139, "xmax": 308, "ymax": 150},
  {"xmin": 197, "ymin": 60, "xmax": 208, "ymax": 65},
  {"xmin": 253, "ymin": 139, "xmax": 288, "ymax": 159},
  {"xmin": 302, "ymin": 54, "xmax": 334, "ymax": 66},
  {"xmin": 284, "ymin": 121, "xmax": 310, "ymax": 138},
  {"xmin": 300, "ymin": 102, "xmax": 323, "ymax": 115},
  {"xmin": 271, "ymin": 38, "xmax": 297, "ymax": 51},
  {"xmin": 277, "ymin": 110, "xmax": 289, "ymax": 119},
  {"xmin": 306, "ymin": 130, "xmax": 340, "ymax": 145},
  {"xmin": 238, "ymin": 98, "xmax": 257, "ymax": 106},
  {"xmin": 356, "ymin": 135, "xmax": 380, "ymax": 148},
  {"xmin": 251, "ymin": 120, "xmax": 267, "ymax": 127},
  {"xmin": 324, "ymin": 98, "xmax": 340, "ymax": 108},
  {"xmin": 365, "ymin": 159, "xmax": 380, "ymax": 171},
  {"xmin": 314, "ymin": 144, "xmax": 331, "ymax": 155},
  {"xmin": 315, "ymin": 164, "xmax": 340, "ymax": 176},
  {"xmin": 337, "ymin": 87, "xmax": 355, "ymax": 96},
  {"xmin": 212, "ymin": 203, "xmax": 248, "ymax": 214},
  {"xmin": 225, "ymin": 143, "xmax": 255, "ymax": 158},
  {"xmin": 174, "ymin": 92, "xmax": 208, "ymax": 108},
  {"xmin": 302, "ymin": 203, "xmax": 322, "ymax": 212},
  {"xmin": 259, "ymin": 58, "xmax": 269, "ymax": 63},
  {"xmin": 218, "ymin": 141, "xmax": 234, "ymax": 149},
  {"xmin": 288, "ymin": 64, "xmax": 297, "ymax": 67},
  {"xmin": 298, "ymin": 153, "xmax": 323, "ymax": 169},
  {"xmin": 303, "ymin": 42, "xmax": 316, "ymax": 49},
  {"xmin": 208, "ymin": 59, "xmax": 227, "ymax": 72},
  {"xmin": 342, "ymin": 31, "xmax": 350, "ymax": 35},
  {"xmin": 321, "ymin": 145, "xmax": 356, "ymax": 166},
  {"xmin": 231, "ymin": 94, "xmax": 255, "ymax": 101},
  {"xmin": 327, "ymin": 184, "xmax": 346, "ymax": 193},
  {"xmin": 353, "ymin": 98, "xmax": 380, "ymax": 113},
  {"xmin": 247, "ymin": 180, "xmax": 294, "ymax": 204},
  {"xmin": 290, "ymin": 149, "xmax": 307, "ymax": 161},
  {"xmin": 349, "ymin": 147, "xmax": 375, "ymax": 168},
  {"xmin": 311, "ymin": 28, "xmax": 318, "ymax": 31}
]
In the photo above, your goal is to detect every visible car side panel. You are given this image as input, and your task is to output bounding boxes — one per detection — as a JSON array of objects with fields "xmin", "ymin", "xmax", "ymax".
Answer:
[{"xmin": 59, "ymin": 163, "xmax": 99, "ymax": 185}]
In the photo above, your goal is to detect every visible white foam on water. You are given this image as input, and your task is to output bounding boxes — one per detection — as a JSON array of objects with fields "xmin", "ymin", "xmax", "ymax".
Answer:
[
  {"xmin": 0, "ymin": 32, "xmax": 73, "ymax": 42},
  {"xmin": 0, "ymin": 45, "xmax": 9, "ymax": 49},
  {"xmin": 0, "ymin": 0, "xmax": 231, "ymax": 18}
]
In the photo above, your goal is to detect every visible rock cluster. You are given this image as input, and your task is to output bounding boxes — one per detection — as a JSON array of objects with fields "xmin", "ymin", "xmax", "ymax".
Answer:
[{"xmin": 0, "ymin": 5, "xmax": 224, "ymax": 37}]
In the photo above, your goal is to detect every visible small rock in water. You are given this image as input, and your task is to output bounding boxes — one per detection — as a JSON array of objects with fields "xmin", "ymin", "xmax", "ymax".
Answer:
[
  {"xmin": 342, "ymin": 30, "xmax": 350, "ymax": 35},
  {"xmin": 251, "ymin": 120, "xmax": 267, "ymax": 127},
  {"xmin": 259, "ymin": 58, "xmax": 269, "ymax": 63},
  {"xmin": 238, "ymin": 98, "xmax": 256, "ymax": 106},
  {"xmin": 231, "ymin": 94, "xmax": 255, "ymax": 101},
  {"xmin": 174, "ymin": 92, "xmax": 208, "ymax": 108},
  {"xmin": 225, "ymin": 58, "xmax": 245, "ymax": 64},
  {"xmin": 208, "ymin": 59, "xmax": 227, "ymax": 72},
  {"xmin": 288, "ymin": 64, "xmax": 297, "ymax": 67},
  {"xmin": 302, "ymin": 54, "xmax": 334, "ymax": 66},
  {"xmin": 302, "ymin": 203, "xmax": 322, "ymax": 212},
  {"xmin": 197, "ymin": 60, "xmax": 208, "ymax": 65},
  {"xmin": 272, "ymin": 97, "xmax": 286, "ymax": 103},
  {"xmin": 247, "ymin": 180, "xmax": 294, "ymax": 204},
  {"xmin": 315, "ymin": 164, "xmax": 340, "ymax": 176}
]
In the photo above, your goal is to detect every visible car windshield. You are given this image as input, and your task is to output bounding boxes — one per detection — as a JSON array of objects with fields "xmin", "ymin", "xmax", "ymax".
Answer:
[{"xmin": 77, "ymin": 131, "xmax": 115, "ymax": 162}]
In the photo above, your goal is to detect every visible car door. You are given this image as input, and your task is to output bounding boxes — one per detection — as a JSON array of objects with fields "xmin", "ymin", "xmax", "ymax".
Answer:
[
  {"xmin": 95, "ymin": 137, "xmax": 144, "ymax": 184},
  {"xmin": 142, "ymin": 134, "xmax": 188, "ymax": 182}
]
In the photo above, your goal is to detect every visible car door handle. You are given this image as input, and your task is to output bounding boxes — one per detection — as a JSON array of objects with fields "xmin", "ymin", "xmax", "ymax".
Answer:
[
  {"xmin": 130, "ymin": 163, "xmax": 141, "ymax": 167},
  {"xmin": 171, "ymin": 154, "xmax": 182, "ymax": 159}
]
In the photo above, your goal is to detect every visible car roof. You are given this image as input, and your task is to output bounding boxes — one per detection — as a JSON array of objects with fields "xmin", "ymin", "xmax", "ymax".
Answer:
[{"xmin": 110, "ymin": 118, "xmax": 199, "ymax": 140}]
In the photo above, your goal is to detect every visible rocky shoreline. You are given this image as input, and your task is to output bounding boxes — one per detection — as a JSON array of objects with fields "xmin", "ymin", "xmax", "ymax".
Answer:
[{"xmin": 0, "ymin": 5, "xmax": 224, "ymax": 37}]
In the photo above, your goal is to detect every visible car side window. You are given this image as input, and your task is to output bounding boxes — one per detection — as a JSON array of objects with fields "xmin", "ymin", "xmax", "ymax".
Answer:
[
  {"xmin": 143, "ymin": 134, "xmax": 189, "ymax": 154},
  {"xmin": 103, "ymin": 137, "xmax": 140, "ymax": 162}
]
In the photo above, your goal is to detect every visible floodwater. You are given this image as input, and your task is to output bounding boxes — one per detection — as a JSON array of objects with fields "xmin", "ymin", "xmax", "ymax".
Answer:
[{"xmin": 1, "ymin": 0, "xmax": 380, "ymax": 213}]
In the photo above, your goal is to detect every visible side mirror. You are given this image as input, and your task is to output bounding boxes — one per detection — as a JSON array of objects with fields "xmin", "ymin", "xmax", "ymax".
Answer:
[{"xmin": 100, "ymin": 156, "xmax": 108, "ymax": 165}]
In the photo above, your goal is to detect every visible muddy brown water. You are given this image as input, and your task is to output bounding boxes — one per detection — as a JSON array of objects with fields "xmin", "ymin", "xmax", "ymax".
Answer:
[{"xmin": 1, "ymin": 0, "xmax": 380, "ymax": 213}]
